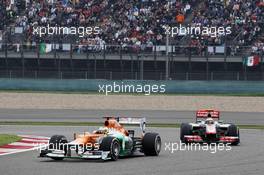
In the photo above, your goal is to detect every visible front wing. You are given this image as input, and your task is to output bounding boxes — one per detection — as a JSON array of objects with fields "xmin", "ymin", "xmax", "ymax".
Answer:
[
  {"xmin": 183, "ymin": 135, "xmax": 239, "ymax": 144},
  {"xmin": 39, "ymin": 149, "xmax": 112, "ymax": 160}
]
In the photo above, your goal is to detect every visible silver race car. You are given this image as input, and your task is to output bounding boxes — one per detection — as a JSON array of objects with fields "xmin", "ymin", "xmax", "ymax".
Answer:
[{"xmin": 180, "ymin": 109, "xmax": 240, "ymax": 145}]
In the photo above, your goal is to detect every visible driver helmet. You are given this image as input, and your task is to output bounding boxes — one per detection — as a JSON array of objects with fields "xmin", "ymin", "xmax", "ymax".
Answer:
[
  {"xmin": 94, "ymin": 127, "xmax": 109, "ymax": 134},
  {"xmin": 205, "ymin": 118, "xmax": 214, "ymax": 125}
]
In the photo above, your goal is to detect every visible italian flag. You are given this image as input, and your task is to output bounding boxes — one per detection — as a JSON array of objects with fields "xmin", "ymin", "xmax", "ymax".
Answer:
[{"xmin": 243, "ymin": 55, "xmax": 260, "ymax": 67}]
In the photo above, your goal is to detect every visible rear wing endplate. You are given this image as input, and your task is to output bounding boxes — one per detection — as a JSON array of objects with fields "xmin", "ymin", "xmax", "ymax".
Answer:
[{"xmin": 119, "ymin": 117, "xmax": 146, "ymax": 133}]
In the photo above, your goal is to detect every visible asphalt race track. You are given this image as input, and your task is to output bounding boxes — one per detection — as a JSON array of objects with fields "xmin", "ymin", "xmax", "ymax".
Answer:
[
  {"xmin": 0, "ymin": 109, "xmax": 264, "ymax": 175},
  {"xmin": 0, "ymin": 109, "xmax": 264, "ymax": 125},
  {"xmin": 0, "ymin": 125, "xmax": 263, "ymax": 175}
]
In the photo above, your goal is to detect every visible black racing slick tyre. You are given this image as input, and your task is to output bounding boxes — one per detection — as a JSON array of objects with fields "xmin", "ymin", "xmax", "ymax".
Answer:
[
  {"xmin": 100, "ymin": 137, "xmax": 120, "ymax": 161},
  {"xmin": 142, "ymin": 133, "xmax": 161, "ymax": 156},
  {"xmin": 227, "ymin": 124, "xmax": 240, "ymax": 145},
  {"xmin": 48, "ymin": 135, "xmax": 68, "ymax": 160},
  {"xmin": 180, "ymin": 123, "xmax": 192, "ymax": 143}
]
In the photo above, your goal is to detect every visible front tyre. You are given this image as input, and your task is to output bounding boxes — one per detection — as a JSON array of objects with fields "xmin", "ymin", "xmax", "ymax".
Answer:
[
  {"xmin": 180, "ymin": 123, "xmax": 192, "ymax": 143},
  {"xmin": 227, "ymin": 124, "xmax": 240, "ymax": 145},
  {"xmin": 142, "ymin": 133, "xmax": 161, "ymax": 156},
  {"xmin": 48, "ymin": 135, "xmax": 68, "ymax": 161},
  {"xmin": 100, "ymin": 137, "xmax": 120, "ymax": 161}
]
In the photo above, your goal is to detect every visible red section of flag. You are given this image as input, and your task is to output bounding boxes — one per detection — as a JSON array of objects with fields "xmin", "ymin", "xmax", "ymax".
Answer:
[
  {"xmin": 253, "ymin": 55, "xmax": 260, "ymax": 66},
  {"xmin": 0, "ymin": 152, "xmax": 6, "ymax": 154},
  {"xmin": 0, "ymin": 145, "xmax": 33, "ymax": 149}
]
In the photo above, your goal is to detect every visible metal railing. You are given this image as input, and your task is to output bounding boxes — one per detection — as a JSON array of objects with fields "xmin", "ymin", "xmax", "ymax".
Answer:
[
  {"xmin": 0, "ymin": 44, "xmax": 263, "ymax": 81},
  {"xmin": 0, "ymin": 70, "xmax": 263, "ymax": 81},
  {"xmin": 0, "ymin": 43, "xmax": 262, "ymax": 60}
]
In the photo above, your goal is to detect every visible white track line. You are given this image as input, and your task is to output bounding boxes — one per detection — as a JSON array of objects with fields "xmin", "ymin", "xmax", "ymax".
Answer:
[
  {"xmin": 0, "ymin": 148, "xmax": 27, "ymax": 152},
  {"xmin": 0, "ymin": 147, "xmax": 45, "ymax": 156},
  {"xmin": 9, "ymin": 142, "xmax": 41, "ymax": 147},
  {"xmin": 18, "ymin": 135, "xmax": 49, "ymax": 139},
  {"xmin": 0, "ymin": 135, "xmax": 49, "ymax": 156},
  {"xmin": 20, "ymin": 138, "xmax": 49, "ymax": 142}
]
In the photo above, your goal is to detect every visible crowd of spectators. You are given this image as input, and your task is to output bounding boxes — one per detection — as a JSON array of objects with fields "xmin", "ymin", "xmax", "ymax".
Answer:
[
  {"xmin": 0, "ymin": 0, "xmax": 19, "ymax": 49},
  {"xmin": 0, "ymin": 0, "xmax": 18, "ymax": 30},
  {"xmin": 190, "ymin": 0, "xmax": 264, "ymax": 47},
  {"xmin": 252, "ymin": 36, "xmax": 264, "ymax": 54},
  {"xmin": 11, "ymin": 0, "xmax": 196, "ymax": 47},
  {"xmin": 1, "ymin": 0, "xmax": 264, "ymax": 56}
]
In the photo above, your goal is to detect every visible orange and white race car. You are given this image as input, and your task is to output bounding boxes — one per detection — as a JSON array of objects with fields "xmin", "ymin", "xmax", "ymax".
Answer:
[
  {"xmin": 180, "ymin": 109, "xmax": 240, "ymax": 145},
  {"xmin": 40, "ymin": 117, "xmax": 161, "ymax": 161}
]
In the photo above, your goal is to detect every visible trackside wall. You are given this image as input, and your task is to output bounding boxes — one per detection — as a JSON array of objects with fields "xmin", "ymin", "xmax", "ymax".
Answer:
[{"xmin": 0, "ymin": 79, "xmax": 264, "ymax": 94}]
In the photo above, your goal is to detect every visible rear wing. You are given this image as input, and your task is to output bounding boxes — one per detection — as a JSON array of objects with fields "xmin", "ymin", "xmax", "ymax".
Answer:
[
  {"xmin": 196, "ymin": 110, "xmax": 220, "ymax": 121},
  {"xmin": 104, "ymin": 117, "xmax": 146, "ymax": 133}
]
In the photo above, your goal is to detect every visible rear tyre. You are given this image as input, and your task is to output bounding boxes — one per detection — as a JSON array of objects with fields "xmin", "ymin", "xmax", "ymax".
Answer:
[
  {"xmin": 227, "ymin": 124, "xmax": 240, "ymax": 145},
  {"xmin": 180, "ymin": 123, "xmax": 192, "ymax": 143},
  {"xmin": 48, "ymin": 135, "xmax": 68, "ymax": 160},
  {"xmin": 100, "ymin": 137, "xmax": 120, "ymax": 161},
  {"xmin": 142, "ymin": 133, "xmax": 161, "ymax": 156}
]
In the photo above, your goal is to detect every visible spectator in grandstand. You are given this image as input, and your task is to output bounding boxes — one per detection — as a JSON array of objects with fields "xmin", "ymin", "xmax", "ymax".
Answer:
[{"xmin": 176, "ymin": 13, "xmax": 185, "ymax": 24}]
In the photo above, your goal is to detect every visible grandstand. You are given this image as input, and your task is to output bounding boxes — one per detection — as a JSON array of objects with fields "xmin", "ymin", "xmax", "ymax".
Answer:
[{"xmin": 0, "ymin": 0, "xmax": 264, "ymax": 80}]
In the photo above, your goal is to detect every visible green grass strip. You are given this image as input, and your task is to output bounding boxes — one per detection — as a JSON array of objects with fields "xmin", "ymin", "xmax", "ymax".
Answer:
[{"xmin": 0, "ymin": 134, "xmax": 22, "ymax": 146}]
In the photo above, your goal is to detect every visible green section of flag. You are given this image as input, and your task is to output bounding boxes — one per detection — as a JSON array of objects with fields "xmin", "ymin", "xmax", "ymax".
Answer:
[
  {"xmin": 243, "ymin": 56, "xmax": 246, "ymax": 66},
  {"xmin": 39, "ymin": 43, "xmax": 46, "ymax": 54}
]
